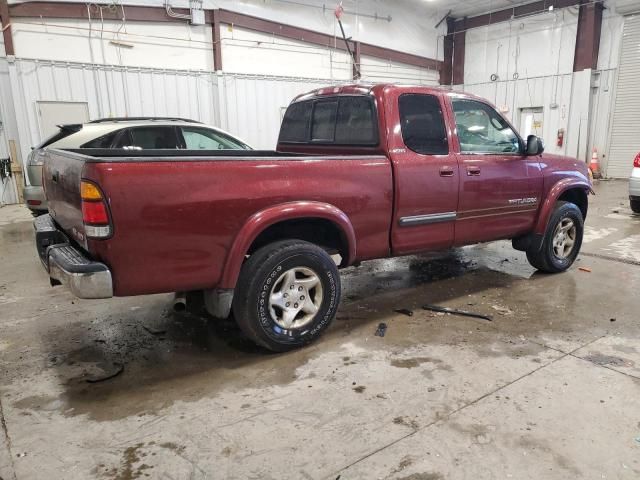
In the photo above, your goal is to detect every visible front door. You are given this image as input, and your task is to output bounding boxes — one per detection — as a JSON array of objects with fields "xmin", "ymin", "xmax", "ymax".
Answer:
[
  {"xmin": 449, "ymin": 97, "xmax": 543, "ymax": 245},
  {"xmin": 389, "ymin": 91, "xmax": 459, "ymax": 255}
]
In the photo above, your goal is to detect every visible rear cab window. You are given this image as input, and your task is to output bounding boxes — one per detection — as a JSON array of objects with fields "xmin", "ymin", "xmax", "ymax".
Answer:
[{"xmin": 279, "ymin": 95, "xmax": 378, "ymax": 146}]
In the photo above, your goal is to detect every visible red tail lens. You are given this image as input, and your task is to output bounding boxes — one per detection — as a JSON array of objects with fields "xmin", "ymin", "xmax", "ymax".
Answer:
[
  {"xmin": 82, "ymin": 200, "xmax": 109, "ymax": 224},
  {"xmin": 634, "ymin": 153, "xmax": 640, "ymax": 168},
  {"xmin": 80, "ymin": 180, "xmax": 111, "ymax": 238}
]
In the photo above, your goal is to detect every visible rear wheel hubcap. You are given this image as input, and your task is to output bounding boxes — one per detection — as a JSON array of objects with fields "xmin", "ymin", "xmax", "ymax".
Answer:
[{"xmin": 269, "ymin": 267, "xmax": 323, "ymax": 329}]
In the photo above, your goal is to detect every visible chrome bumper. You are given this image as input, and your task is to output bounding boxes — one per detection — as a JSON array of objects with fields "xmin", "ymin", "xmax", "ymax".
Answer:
[{"xmin": 34, "ymin": 214, "xmax": 113, "ymax": 299}]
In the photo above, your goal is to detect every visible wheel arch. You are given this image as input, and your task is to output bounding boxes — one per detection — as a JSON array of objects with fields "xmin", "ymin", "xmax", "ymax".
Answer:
[
  {"xmin": 219, "ymin": 201, "xmax": 357, "ymax": 289},
  {"xmin": 534, "ymin": 180, "xmax": 592, "ymax": 235}
]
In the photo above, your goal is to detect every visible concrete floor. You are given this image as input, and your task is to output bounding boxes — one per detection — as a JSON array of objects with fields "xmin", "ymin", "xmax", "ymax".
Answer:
[{"xmin": 1, "ymin": 180, "xmax": 639, "ymax": 480}]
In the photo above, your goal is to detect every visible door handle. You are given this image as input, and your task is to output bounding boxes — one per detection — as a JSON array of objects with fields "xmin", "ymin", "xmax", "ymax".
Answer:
[
  {"xmin": 439, "ymin": 166, "xmax": 454, "ymax": 177},
  {"xmin": 466, "ymin": 166, "xmax": 481, "ymax": 176}
]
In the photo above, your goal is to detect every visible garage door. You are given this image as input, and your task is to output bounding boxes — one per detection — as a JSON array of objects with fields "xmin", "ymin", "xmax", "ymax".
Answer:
[{"xmin": 607, "ymin": 15, "xmax": 640, "ymax": 178}]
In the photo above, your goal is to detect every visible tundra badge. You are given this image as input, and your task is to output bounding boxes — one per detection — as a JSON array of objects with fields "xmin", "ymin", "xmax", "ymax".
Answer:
[{"xmin": 508, "ymin": 197, "xmax": 538, "ymax": 205}]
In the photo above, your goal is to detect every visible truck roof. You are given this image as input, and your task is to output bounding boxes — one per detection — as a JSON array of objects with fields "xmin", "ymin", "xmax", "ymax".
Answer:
[{"xmin": 291, "ymin": 83, "xmax": 481, "ymax": 104}]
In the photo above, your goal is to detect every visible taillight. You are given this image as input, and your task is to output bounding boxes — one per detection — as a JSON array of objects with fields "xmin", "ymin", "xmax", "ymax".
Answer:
[
  {"xmin": 634, "ymin": 153, "xmax": 640, "ymax": 168},
  {"xmin": 81, "ymin": 180, "xmax": 111, "ymax": 238}
]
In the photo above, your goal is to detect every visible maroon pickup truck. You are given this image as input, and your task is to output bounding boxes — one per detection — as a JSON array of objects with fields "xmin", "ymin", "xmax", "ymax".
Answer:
[{"xmin": 35, "ymin": 84, "xmax": 593, "ymax": 351}]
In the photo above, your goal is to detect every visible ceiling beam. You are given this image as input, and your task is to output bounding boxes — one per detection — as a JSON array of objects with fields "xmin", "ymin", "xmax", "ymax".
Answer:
[
  {"xmin": 454, "ymin": 0, "xmax": 581, "ymax": 30},
  {"xmin": 9, "ymin": 2, "xmax": 193, "ymax": 23},
  {"xmin": 217, "ymin": 9, "xmax": 442, "ymax": 71}
]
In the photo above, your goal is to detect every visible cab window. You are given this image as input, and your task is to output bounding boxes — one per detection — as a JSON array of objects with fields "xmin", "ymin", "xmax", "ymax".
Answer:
[
  {"xmin": 279, "ymin": 96, "xmax": 378, "ymax": 145},
  {"xmin": 452, "ymin": 99, "xmax": 520, "ymax": 154},
  {"xmin": 398, "ymin": 94, "xmax": 448, "ymax": 155}
]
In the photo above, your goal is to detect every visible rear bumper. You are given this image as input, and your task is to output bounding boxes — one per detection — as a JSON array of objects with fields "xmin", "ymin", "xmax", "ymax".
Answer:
[
  {"xmin": 34, "ymin": 214, "xmax": 113, "ymax": 299},
  {"xmin": 24, "ymin": 185, "xmax": 47, "ymax": 211}
]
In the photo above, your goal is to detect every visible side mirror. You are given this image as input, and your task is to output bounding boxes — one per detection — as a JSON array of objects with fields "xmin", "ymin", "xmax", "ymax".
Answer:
[{"xmin": 526, "ymin": 135, "xmax": 544, "ymax": 156}]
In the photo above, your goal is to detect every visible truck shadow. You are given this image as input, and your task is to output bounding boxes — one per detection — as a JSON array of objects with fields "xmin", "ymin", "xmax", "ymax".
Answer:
[{"xmin": 33, "ymin": 247, "xmax": 561, "ymax": 421}]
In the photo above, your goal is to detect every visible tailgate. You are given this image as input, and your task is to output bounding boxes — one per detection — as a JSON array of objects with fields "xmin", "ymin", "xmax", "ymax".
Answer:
[{"xmin": 43, "ymin": 149, "xmax": 89, "ymax": 249}]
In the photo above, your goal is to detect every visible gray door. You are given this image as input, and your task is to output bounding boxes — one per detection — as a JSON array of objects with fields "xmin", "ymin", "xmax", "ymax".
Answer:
[
  {"xmin": 519, "ymin": 107, "xmax": 544, "ymax": 142},
  {"xmin": 607, "ymin": 15, "xmax": 640, "ymax": 178},
  {"xmin": 36, "ymin": 101, "xmax": 89, "ymax": 141}
]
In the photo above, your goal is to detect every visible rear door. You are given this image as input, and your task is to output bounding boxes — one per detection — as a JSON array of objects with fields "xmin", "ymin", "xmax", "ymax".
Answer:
[
  {"xmin": 448, "ymin": 96, "xmax": 542, "ymax": 245},
  {"xmin": 389, "ymin": 91, "xmax": 459, "ymax": 255}
]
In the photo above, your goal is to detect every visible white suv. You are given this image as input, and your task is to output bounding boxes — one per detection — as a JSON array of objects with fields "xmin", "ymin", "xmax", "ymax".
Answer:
[
  {"xmin": 631, "ymin": 152, "xmax": 640, "ymax": 214},
  {"xmin": 24, "ymin": 118, "xmax": 252, "ymax": 215}
]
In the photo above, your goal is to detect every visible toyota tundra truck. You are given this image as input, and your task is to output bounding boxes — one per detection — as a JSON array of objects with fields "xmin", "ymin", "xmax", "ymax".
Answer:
[{"xmin": 35, "ymin": 84, "xmax": 593, "ymax": 351}]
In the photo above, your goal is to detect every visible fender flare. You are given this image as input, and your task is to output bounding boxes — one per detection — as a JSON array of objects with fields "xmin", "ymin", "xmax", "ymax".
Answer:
[
  {"xmin": 534, "ymin": 178, "xmax": 593, "ymax": 235},
  {"xmin": 219, "ymin": 201, "xmax": 357, "ymax": 289}
]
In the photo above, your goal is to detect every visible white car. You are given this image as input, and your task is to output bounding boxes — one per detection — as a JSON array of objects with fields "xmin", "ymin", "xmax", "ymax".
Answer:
[
  {"xmin": 631, "ymin": 152, "xmax": 640, "ymax": 214},
  {"xmin": 24, "ymin": 117, "xmax": 252, "ymax": 215}
]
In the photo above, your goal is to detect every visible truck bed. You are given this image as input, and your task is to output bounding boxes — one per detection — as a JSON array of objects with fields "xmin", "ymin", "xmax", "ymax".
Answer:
[{"xmin": 43, "ymin": 148, "xmax": 393, "ymax": 296}]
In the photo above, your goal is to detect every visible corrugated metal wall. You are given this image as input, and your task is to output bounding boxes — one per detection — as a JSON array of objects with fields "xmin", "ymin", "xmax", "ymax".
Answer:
[{"xmin": 0, "ymin": 56, "xmax": 348, "ymax": 189}]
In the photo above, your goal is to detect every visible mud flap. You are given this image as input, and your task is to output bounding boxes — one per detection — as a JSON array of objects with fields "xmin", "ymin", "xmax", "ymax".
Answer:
[{"xmin": 512, "ymin": 233, "xmax": 544, "ymax": 252}]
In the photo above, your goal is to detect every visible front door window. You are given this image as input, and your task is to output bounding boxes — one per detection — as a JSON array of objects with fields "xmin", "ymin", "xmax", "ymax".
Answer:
[{"xmin": 452, "ymin": 99, "xmax": 520, "ymax": 154}]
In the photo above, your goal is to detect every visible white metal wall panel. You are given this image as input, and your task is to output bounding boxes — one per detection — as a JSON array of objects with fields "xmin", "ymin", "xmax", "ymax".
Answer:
[
  {"xmin": 607, "ymin": 15, "xmax": 640, "ymax": 178},
  {"xmin": 359, "ymin": 56, "xmax": 439, "ymax": 85},
  {"xmin": 0, "ymin": 57, "xmax": 350, "ymax": 192},
  {"xmin": 6, "ymin": 59, "xmax": 222, "ymax": 165}
]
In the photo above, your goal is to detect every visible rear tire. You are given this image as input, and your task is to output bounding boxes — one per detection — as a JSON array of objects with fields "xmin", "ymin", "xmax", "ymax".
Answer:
[
  {"xmin": 232, "ymin": 240, "xmax": 341, "ymax": 352},
  {"xmin": 631, "ymin": 199, "xmax": 640, "ymax": 214},
  {"xmin": 526, "ymin": 201, "xmax": 583, "ymax": 273}
]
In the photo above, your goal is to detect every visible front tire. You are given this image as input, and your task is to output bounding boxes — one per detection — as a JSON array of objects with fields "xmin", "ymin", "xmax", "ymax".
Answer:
[
  {"xmin": 232, "ymin": 240, "xmax": 341, "ymax": 352},
  {"xmin": 631, "ymin": 199, "xmax": 640, "ymax": 214},
  {"xmin": 526, "ymin": 201, "xmax": 584, "ymax": 273}
]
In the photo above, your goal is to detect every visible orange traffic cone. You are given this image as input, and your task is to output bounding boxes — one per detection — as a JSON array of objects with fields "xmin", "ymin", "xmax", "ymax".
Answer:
[{"xmin": 589, "ymin": 147, "xmax": 601, "ymax": 179}]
